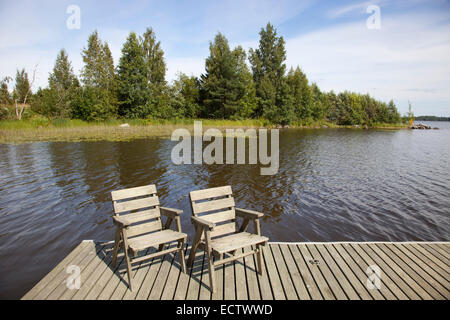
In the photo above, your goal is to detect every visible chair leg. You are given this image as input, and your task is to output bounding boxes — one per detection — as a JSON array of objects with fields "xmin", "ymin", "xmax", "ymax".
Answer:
[
  {"xmin": 178, "ymin": 240, "xmax": 186, "ymax": 273},
  {"xmin": 187, "ymin": 228, "xmax": 202, "ymax": 268},
  {"xmin": 123, "ymin": 247, "xmax": 133, "ymax": 291},
  {"xmin": 256, "ymin": 244, "xmax": 264, "ymax": 275},
  {"xmin": 112, "ymin": 228, "xmax": 121, "ymax": 267},
  {"xmin": 206, "ymin": 251, "xmax": 216, "ymax": 293}
]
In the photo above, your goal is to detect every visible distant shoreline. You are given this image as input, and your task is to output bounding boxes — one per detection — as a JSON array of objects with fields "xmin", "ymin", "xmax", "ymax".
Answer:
[{"xmin": 0, "ymin": 119, "xmax": 409, "ymax": 144}]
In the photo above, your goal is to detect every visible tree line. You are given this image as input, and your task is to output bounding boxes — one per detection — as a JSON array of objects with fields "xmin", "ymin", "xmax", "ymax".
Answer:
[{"xmin": 0, "ymin": 23, "xmax": 401, "ymax": 125}]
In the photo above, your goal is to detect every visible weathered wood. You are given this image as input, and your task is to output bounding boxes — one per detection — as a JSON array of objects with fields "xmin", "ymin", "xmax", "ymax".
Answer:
[
  {"xmin": 128, "ymin": 229, "xmax": 186, "ymax": 252},
  {"xmin": 22, "ymin": 241, "xmax": 89, "ymax": 300},
  {"xmin": 110, "ymin": 185, "xmax": 187, "ymax": 292},
  {"xmin": 23, "ymin": 241, "xmax": 450, "ymax": 301},
  {"xmin": 297, "ymin": 244, "xmax": 335, "ymax": 300},
  {"xmin": 127, "ymin": 220, "xmax": 162, "ymax": 238},
  {"xmin": 192, "ymin": 197, "xmax": 235, "ymax": 215},
  {"xmin": 271, "ymin": 244, "xmax": 297, "ymax": 299},
  {"xmin": 278, "ymin": 244, "xmax": 311, "ymax": 300},
  {"xmin": 210, "ymin": 232, "xmax": 268, "ymax": 254},
  {"xmin": 201, "ymin": 209, "xmax": 235, "ymax": 224},
  {"xmin": 111, "ymin": 185, "xmax": 157, "ymax": 201},
  {"xmin": 190, "ymin": 186, "xmax": 232, "ymax": 202},
  {"xmin": 316, "ymin": 243, "xmax": 360, "ymax": 300},
  {"xmin": 114, "ymin": 196, "xmax": 159, "ymax": 213}
]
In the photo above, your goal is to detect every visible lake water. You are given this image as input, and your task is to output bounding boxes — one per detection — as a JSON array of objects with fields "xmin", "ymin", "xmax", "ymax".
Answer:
[{"xmin": 0, "ymin": 121, "xmax": 449, "ymax": 299}]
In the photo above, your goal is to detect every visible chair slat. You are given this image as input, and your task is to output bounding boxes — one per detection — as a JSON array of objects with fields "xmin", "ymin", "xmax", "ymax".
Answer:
[
  {"xmin": 192, "ymin": 197, "xmax": 235, "ymax": 215},
  {"xmin": 190, "ymin": 186, "xmax": 232, "ymax": 201},
  {"xmin": 111, "ymin": 185, "xmax": 157, "ymax": 201},
  {"xmin": 127, "ymin": 220, "xmax": 162, "ymax": 237},
  {"xmin": 114, "ymin": 196, "xmax": 159, "ymax": 213},
  {"xmin": 210, "ymin": 222, "xmax": 236, "ymax": 239},
  {"xmin": 200, "ymin": 209, "xmax": 235, "ymax": 224},
  {"xmin": 119, "ymin": 208, "xmax": 160, "ymax": 224}
]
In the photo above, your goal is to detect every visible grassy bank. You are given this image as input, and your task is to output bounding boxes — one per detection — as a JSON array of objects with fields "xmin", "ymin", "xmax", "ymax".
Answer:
[{"xmin": 0, "ymin": 118, "xmax": 408, "ymax": 143}]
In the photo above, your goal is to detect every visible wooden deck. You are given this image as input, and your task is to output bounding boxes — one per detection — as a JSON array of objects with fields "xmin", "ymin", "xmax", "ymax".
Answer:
[{"xmin": 22, "ymin": 241, "xmax": 449, "ymax": 300}]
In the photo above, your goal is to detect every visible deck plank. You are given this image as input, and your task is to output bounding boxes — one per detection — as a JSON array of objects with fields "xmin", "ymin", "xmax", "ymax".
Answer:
[
  {"xmin": 234, "ymin": 249, "xmax": 249, "ymax": 299},
  {"xmin": 22, "ymin": 241, "xmax": 90, "ymax": 300},
  {"xmin": 306, "ymin": 244, "xmax": 348, "ymax": 300},
  {"xmin": 278, "ymin": 244, "xmax": 310, "ymax": 300},
  {"xmin": 346, "ymin": 243, "xmax": 407, "ymax": 300},
  {"xmin": 316, "ymin": 243, "xmax": 363, "ymax": 300},
  {"xmin": 255, "ymin": 246, "xmax": 273, "ymax": 300},
  {"xmin": 377, "ymin": 243, "xmax": 446, "ymax": 300},
  {"xmin": 263, "ymin": 245, "xmax": 285, "ymax": 299},
  {"xmin": 365, "ymin": 243, "xmax": 432, "ymax": 300},
  {"xmin": 35, "ymin": 241, "xmax": 95, "ymax": 300},
  {"xmin": 332, "ymin": 243, "xmax": 384, "ymax": 300},
  {"xmin": 23, "ymin": 241, "xmax": 450, "ymax": 300}
]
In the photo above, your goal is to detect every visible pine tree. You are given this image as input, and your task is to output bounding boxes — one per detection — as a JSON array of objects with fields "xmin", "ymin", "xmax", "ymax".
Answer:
[
  {"xmin": 117, "ymin": 32, "xmax": 148, "ymax": 117},
  {"xmin": 13, "ymin": 69, "xmax": 30, "ymax": 103},
  {"xmin": 249, "ymin": 23, "xmax": 287, "ymax": 119},
  {"xmin": 47, "ymin": 49, "xmax": 79, "ymax": 117},
  {"xmin": 200, "ymin": 33, "xmax": 242, "ymax": 118},
  {"xmin": 232, "ymin": 46, "xmax": 257, "ymax": 119},
  {"xmin": 287, "ymin": 66, "xmax": 312, "ymax": 122},
  {"xmin": 78, "ymin": 31, "xmax": 118, "ymax": 119},
  {"xmin": 141, "ymin": 28, "xmax": 166, "ymax": 87},
  {"xmin": 140, "ymin": 28, "xmax": 169, "ymax": 118},
  {"xmin": 0, "ymin": 77, "xmax": 12, "ymax": 105}
]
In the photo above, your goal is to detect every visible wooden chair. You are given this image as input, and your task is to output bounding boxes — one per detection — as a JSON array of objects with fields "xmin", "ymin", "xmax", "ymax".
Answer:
[
  {"xmin": 111, "ymin": 184, "xmax": 187, "ymax": 291},
  {"xmin": 187, "ymin": 185, "xmax": 268, "ymax": 293}
]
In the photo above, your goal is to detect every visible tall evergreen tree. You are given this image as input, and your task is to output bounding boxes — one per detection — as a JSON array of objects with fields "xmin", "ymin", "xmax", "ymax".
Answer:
[
  {"xmin": 0, "ymin": 77, "xmax": 12, "ymax": 105},
  {"xmin": 232, "ymin": 46, "xmax": 257, "ymax": 119},
  {"xmin": 13, "ymin": 69, "xmax": 30, "ymax": 102},
  {"xmin": 200, "ymin": 33, "xmax": 242, "ymax": 118},
  {"xmin": 249, "ymin": 23, "xmax": 287, "ymax": 118},
  {"xmin": 45, "ymin": 49, "xmax": 79, "ymax": 117},
  {"xmin": 287, "ymin": 66, "xmax": 312, "ymax": 121},
  {"xmin": 141, "ymin": 28, "xmax": 166, "ymax": 87},
  {"xmin": 78, "ymin": 31, "xmax": 117, "ymax": 119},
  {"xmin": 117, "ymin": 32, "xmax": 148, "ymax": 117}
]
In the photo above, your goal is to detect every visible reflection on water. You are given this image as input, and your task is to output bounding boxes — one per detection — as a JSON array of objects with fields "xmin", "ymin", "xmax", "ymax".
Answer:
[{"xmin": 0, "ymin": 121, "xmax": 449, "ymax": 298}]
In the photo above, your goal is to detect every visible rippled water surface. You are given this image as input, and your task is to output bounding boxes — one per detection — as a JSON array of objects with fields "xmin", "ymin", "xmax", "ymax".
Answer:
[{"xmin": 1, "ymin": 121, "xmax": 449, "ymax": 298}]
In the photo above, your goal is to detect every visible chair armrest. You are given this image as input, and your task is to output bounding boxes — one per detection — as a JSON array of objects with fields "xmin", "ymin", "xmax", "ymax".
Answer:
[
  {"xmin": 191, "ymin": 216, "xmax": 215, "ymax": 230},
  {"xmin": 160, "ymin": 207, "xmax": 183, "ymax": 218},
  {"xmin": 112, "ymin": 216, "xmax": 131, "ymax": 228},
  {"xmin": 235, "ymin": 208, "xmax": 264, "ymax": 220}
]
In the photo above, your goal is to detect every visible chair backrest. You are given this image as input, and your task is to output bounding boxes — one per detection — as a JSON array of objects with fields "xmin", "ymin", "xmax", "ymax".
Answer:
[
  {"xmin": 189, "ymin": 186, "xmax": 236, "ymax": 239},
  {"xmin": 111, "ymin": 184, "xmax": 162, "ymax": 238}
]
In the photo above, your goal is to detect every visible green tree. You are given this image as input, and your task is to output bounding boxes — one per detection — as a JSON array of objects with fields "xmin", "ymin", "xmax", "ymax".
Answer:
[
  {"xmin": 287, "ymin": 66, "xmax": 312, "ymax": 122},
  {"xmin": 0, "ymin": 76, "xmax": 12, "ymax": 105},
  {"xmin": 170, "ymin": 73, "xmax": 201, "ymax": 118},
  {"xmin": 249, "ymin": 23, "xmax": 287, "ymax": 119},
  {"xmin": 13, "ymin": 69, "xmax": 30, "ymax": 103},
  {"xmin": 117, "ymin": 32, "xmax": 148, "ymax": 117},
  {"xmin": 78, "ymin": 31, "xmax": 117, "ymax": 119},
  {"xmin": 43, "ymin": 49, "xmax": 80, "ymax": 117},
  {"xmin": 232, "ymin": 46, "xmax": 258, "ymax": 119},
  {"xmin": 200, "ymin": 33, "xmax": 242, "ymax": 118}
]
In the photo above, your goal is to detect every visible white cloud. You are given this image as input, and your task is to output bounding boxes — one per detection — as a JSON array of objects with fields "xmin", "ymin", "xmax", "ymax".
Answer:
[{"xmin": 285, "ymin": 11, "xmax": 450, "ymax": 115}]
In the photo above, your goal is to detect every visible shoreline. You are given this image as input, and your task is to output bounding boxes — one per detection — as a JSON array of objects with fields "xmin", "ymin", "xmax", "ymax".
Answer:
[{"xmin": 0, "ymin": 119, "xmax": 409, "ymax": 144}]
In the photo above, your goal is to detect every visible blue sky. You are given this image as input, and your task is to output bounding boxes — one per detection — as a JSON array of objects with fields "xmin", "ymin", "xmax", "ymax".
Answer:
[{"xmin": 1, "ymin": 0, "xmax": 449, "ymax": 116}]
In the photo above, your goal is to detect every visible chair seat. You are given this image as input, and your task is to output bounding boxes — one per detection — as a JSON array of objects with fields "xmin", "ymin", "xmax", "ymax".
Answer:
[
  {"xmin": 210, "ymin": 232, "xmax": 268, "ymax": 254},
  {"xmin": 128, "ymin": 229, "xmax": 187, "ymax": 252}
]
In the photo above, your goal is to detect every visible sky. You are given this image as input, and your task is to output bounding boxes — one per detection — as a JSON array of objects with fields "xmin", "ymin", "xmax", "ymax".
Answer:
[{"xmin": 0, "ymin": 0, "xmax": 449, "ymax": 116}]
